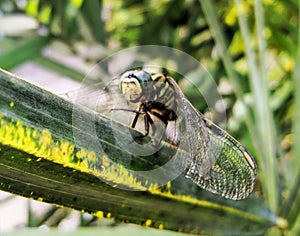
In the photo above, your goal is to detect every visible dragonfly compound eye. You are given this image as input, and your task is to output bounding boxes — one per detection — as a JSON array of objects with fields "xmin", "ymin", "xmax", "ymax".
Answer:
[{"xmin": 120, "ymin": 70, "xmax": 153, "ymax": 102}]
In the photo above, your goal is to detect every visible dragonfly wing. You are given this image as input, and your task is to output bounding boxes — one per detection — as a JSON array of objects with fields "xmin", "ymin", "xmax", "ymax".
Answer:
[
  {"xmin": 186, "ymin": 112, "xmax": 257, "ymax": 200},
  {"xmin": 63, "ymin": 78, "xmax": 125, "ymax": 114},
  {"xmin": 167, "ymin": 76, "xmax": 256, "ymax": 200},
  {"xmin": 181, "ymin": 97, "xmax": 213, "ymax": 176},
  {"xmin": 166, "ymin": 76, "xmax": 213, "ymax": 175}
]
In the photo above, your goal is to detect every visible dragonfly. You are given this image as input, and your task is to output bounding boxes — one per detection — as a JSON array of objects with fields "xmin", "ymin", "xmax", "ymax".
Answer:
[{"xmin": 68, "ymin": 69, "xmax": 257, "ymax": 200}]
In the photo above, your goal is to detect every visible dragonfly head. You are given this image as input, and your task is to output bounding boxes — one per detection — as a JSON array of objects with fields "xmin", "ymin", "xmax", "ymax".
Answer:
[{"xmin": 120, "ymin": 70, "xmax": 152, "ymax": 102}]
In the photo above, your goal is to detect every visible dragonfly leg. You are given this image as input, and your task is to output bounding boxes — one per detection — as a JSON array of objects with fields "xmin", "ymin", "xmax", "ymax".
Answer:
[
  {"xmin": 111, "ymin": 105, "xmax": 157, "ymax": 143},
  {"xmin": 130, "ymin": 111, "xmax": 140, "ymax": 128},
  {"xmin": 133, "ymin": 113, "xmax": 154, "ymax": 141},
  {"xmin": 144, "ymin": 113, "xmax": 154, "ymax": 136},
  {"xmin": 110, "ymin": 107, "xmax": 143, "ymax": 128},
  {"xmin": 110, "ymin": 108, "xmax": 141, "ymax": 114}
]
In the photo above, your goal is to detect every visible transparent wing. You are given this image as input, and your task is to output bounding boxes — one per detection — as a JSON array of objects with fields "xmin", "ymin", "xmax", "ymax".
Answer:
[
  {"xmin": 188, "ymin": 116, "xmax": 257, "ymax": 200},
  {"xmin": 167, "ymin": 76, "xmax": 257, "ymax": 200},
  {"xmin": 166, "ymin": 76, "xmax": 213, "ymax": 173},
  {"xmin": 181, "ymin": 98, "xmax": 213, "ymax": 174},
  {"xmin": 63, "ymin": 77, "xmax": 122, "ymax": 115}
]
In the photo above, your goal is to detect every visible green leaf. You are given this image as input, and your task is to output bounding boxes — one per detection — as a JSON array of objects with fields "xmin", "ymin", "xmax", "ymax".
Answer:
[
  {"xmin": 0, "ymin": 35, "xmax": 50, "ymax": 70},
  {"xmin": 0, "ymin": 227, "xmax": 188, "ymax": 236},
  {"xmin": 235, "ymin": 0, "xmax": 278, "ymax": 212},
  {"xmin": 0, "ymin": 68, "xmax": 279, "ymax": 234}
]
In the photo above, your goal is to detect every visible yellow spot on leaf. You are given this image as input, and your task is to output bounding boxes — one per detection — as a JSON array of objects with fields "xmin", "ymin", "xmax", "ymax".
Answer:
[
  {"xmin": 102, "ymin": 155, "xmax": 110, "ymax": 167},
  {"xmin": 95, "ymin": 211, "xmax": 104, "ymax": 218},
  {"xmin": 145, "ymin": 219, "xmax": 152, "ymax": 227}
]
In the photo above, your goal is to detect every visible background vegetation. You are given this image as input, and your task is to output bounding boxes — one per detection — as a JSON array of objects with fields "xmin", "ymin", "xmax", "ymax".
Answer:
[{"xmin": 0, "ymin": 0, "xmax": 299, "ymax": 235}]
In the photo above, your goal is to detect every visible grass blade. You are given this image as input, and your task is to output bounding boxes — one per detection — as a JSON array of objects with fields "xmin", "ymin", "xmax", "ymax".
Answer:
[
  {"xmin": 280, "ymin": 0, "xmax": 300, "ymax": 229},
  {"xmin": 234, "ymin": 0, "xmax": 278, "ymax": 212},
  {"xmin": 0, "ymin": 35, "xmax": 50, "ymax": 70}
]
